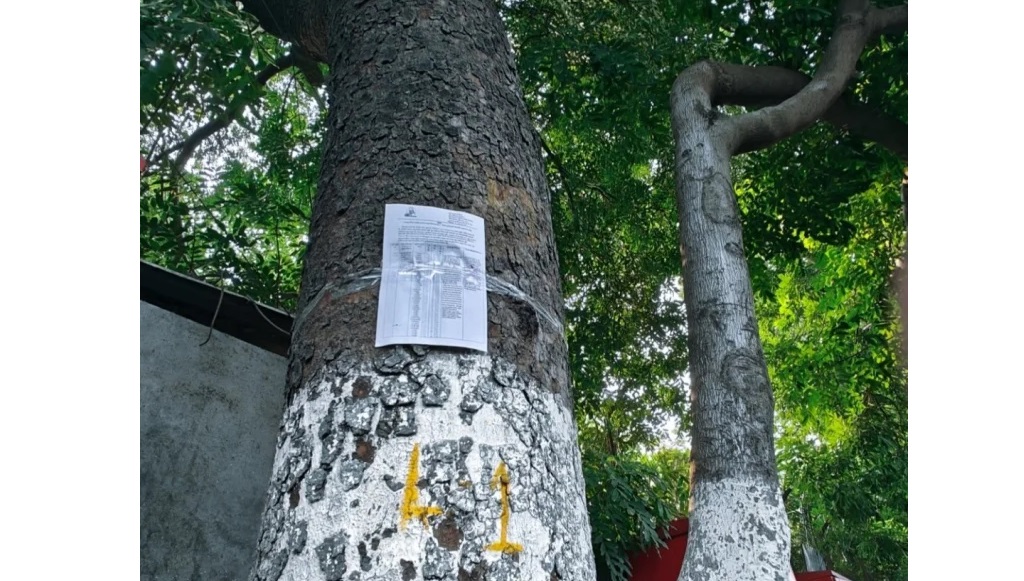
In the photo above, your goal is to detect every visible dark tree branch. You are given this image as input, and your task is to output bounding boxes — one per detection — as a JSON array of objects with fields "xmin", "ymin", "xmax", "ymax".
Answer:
[
  {"xmin": 539, "ymin": 136, "xmax": 617, "ymax": 209},
  {"xmin": 539, "ymin": 136, "xmax": 585, "ymax": 233},
  {"xmin": 240, "ymin": 0, "xmax": 329, "ymax": 63},
  {"xmin": 159, "ymin": 52, "xmax": 303, "ymax": 172},
  {"xmin": 824, "ymin": 95, "xmax": 906, "ymax": 161},
  {"xmin": 870, "ymin": 4, "xmax": 908, "ymax": 35},
  {"xmin": 539, "ymin": 136, "xmax": 574, "ymax": 194},
  {"xmin": 707, "ymin": 62, "xmax": 907, "ymax": 160},
  {"xmin": 724, "ymin": 0, "xmax": 906, "ymax": 156}
]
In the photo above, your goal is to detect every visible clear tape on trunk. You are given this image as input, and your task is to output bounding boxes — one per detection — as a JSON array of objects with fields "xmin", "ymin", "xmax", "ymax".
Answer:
[
  {"xmin": 291, "ymin": 268, "xmax": 564, "ymax": 342},
  {"xmin": 482, "ymin": 274, "xmax": 564, "ymax": 333}
]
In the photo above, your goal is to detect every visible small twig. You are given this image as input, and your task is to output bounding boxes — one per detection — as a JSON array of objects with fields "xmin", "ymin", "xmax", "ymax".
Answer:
[
  {"xmin": 274, "ymin": 217, "xmax": 284, "ymax": 301},
  {"xmin": 250, "ymin": 300, "xmax": 293, "ymax": 336},
  {"xmin": 539, "ymin": 135, "xmax": 583, "ymax": 232},
  {"xmin": 199, "ymin": 286, "xmax": 227, "ymax": 346}
]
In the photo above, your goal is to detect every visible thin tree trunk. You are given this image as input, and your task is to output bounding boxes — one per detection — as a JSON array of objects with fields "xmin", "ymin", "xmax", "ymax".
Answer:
[
  {"xmin": 248, "ymin": 1, "xmax": 595, "ymax": 580},
  {"xmin": 668, "ymin": 2, "xmax": 906, "ymax": 579},
  {"xmin": 671, "ymin": 93, "xmax": 793, "ymax": 581}
]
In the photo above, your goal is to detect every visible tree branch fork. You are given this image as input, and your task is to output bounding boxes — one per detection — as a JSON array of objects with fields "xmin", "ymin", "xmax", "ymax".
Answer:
[{"xmin": 672, "ymin": 0, "xmax": 908, "ymax": 160}]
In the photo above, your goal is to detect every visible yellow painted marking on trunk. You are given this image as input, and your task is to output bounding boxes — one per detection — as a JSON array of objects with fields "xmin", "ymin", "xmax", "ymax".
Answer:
[
  {"xmin": 399, "ymin": 443, "xmax": 442, "ymax": 529},
  {"xmin": 486, "ymin": 462, "xmax": 523, "ymax": 553}
]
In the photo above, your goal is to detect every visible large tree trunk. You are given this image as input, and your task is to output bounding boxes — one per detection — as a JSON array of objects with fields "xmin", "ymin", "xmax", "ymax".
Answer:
[{"xmin": 247, "ymin": 1, "xmax": 595, "ymax": 580}]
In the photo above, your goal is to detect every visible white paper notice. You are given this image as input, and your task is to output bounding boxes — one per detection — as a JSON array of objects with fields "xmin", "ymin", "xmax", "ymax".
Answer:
[{"xmin": 375, "ymin": 204, "xmax": 487, "ymax": 352}]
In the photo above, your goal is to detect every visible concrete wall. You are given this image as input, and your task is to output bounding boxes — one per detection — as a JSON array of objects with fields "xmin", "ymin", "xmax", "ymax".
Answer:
[{"xmin": 141, "ymin": 301, "xmax": 286, "ymax": 581}]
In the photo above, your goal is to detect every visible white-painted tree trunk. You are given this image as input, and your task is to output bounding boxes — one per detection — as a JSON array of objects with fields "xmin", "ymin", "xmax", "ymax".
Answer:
[
  {"xmin": 670, "ymin": 68, "xmax": 794, "ymax": 581},
  {"xmin": 254, "ymin": 353, "xmax": 593, "ymax": 580},
  {"xmin": 683, "ymin": 479, "xmax": 794, "ymax": 581}
]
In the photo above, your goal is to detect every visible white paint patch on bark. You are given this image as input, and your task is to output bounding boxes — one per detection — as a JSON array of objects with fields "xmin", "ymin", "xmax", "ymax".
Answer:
[
  {"xmin": 679, "ymin": 477, "xmax": 794, "ymax": 581},
  {"xmin": 258, "ymin": 351, "xmax": 594, "ymax": 580}
]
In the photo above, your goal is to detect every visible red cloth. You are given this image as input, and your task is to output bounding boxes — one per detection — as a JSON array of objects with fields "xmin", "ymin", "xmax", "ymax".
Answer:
[{"xmin": 627, "ymin": 518, "xmax": 850, "ymax": 581}]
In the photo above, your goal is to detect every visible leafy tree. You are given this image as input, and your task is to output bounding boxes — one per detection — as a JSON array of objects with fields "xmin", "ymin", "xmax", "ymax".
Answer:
[
  {"xmin": 584, "ymin": 448, "xmax": 690, "ymax": 581},
  {"xmin": 763, "ymin": 182, "xmax": 907, "ymax": 580},
  {"xmin": 507, "ymin": 0, "xmax": 704, "ymax": 455},
  {"xmin": 141, "ymin": 0, "xmax": 324, "ymax": 308}
]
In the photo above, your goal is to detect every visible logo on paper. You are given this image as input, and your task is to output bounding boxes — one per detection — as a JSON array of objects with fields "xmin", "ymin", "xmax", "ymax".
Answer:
[{"xmin": 405, "ymin": 207, "xmax": 417, "ymax": 218}]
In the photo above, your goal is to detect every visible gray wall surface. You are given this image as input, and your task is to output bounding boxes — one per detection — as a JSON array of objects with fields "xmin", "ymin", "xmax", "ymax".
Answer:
[{"xmin": 141, "ymin": 301, "xmax": 286, "ymax": 581}]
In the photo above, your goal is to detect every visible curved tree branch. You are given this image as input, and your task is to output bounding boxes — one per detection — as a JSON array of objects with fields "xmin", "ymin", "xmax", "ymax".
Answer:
[
  {"xmin": 157, "ymin": 52, "xmax": 304, "ymax": 172},
  {"xmin": 539, "ymin": 136, "xmax": 580, "ymax": 214},
  {"xmin": 725, "ymin": 0, "xmax": 907, "ymax": 156},
  {"xmin": 708, "ymin": 62, "xmax": 907, "ymax": 160}
]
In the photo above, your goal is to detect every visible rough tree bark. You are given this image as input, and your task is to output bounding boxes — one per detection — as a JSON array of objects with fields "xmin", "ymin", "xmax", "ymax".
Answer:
[
  {"xmin": 242, "ymin": 1, "xmax": 596, "ymax": 580},
  {"xmin": 669, "ymin": 2, "xmax": 907, "ymax": 580}
]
